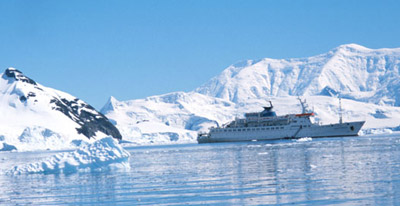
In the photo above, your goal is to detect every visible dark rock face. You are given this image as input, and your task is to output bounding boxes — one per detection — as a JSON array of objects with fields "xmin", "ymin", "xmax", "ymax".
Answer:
[
  {"xmin": 50, "ymin": 97, "xmax": 122, "ymax": 140},
  {"xmin": 4, "ymin": 68, "xmax": 37, "ymax": 85},
  {"xmin": 19, "ymin": 96, "xmax": 27, "ymax": 102}
]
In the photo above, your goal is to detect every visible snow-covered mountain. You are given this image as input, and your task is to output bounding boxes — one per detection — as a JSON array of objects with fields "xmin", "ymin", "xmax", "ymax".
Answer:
[
  {"xmin": 0, "ymin": 68, "xmax": 121, "ymax": 151},
  {"xmin": 101, "ymin": 92, "xmax": 236, "ymax": 145},
  {"xmin": 196, "ymin": 44, "xmax": 400, "ymax": 106},
  {"xmin": 102, "ymin": 44, "xmax": 400, "ymax": 145}
]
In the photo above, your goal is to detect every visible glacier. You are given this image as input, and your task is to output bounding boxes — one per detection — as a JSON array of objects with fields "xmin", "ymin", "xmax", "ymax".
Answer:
[{"xmin": 101, "ymin": 44, "xmax": 400, "ymax": 145}]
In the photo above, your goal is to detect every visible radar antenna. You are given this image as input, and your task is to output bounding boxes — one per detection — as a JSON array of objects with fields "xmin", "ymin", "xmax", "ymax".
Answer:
[{"xmin": 263, "ymin": 101, "xmax": 273, "ymax": 111}]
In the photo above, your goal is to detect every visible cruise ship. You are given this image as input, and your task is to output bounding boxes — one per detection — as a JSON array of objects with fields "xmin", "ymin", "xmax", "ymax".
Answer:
[{"xmin": 197, "ymin": 98, "xmax": 365, "ymax": 143}]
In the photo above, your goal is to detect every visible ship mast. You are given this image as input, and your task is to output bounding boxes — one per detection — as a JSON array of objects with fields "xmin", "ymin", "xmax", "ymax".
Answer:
[
  {"xmin": 297, "ymin": 96, "xmax": 308, "ymax": 114},
  {"xmin": 338, "ymin": 95, "xmax": 343, "ymax": 124}
]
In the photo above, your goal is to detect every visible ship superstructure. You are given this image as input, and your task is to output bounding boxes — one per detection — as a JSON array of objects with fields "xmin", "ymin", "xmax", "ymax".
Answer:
[{"xmin": 197, "ymin": 98, "xmax": 365, "ymax": 143}]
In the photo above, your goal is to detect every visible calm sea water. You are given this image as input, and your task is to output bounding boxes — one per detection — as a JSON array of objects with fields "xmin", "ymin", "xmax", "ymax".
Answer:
[{"xmin": 1, "ymin": 134, "xmax": 400, "ymax": 205}]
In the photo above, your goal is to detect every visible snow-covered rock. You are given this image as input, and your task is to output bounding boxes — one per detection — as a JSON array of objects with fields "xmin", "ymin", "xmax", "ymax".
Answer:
[
  {"xmin": 7, "ymin": 137, "xmax": 130, "ymax": 175},
  {"xmin": 0, "ymin": 68, "xmax": 121, "ymax": 151}
]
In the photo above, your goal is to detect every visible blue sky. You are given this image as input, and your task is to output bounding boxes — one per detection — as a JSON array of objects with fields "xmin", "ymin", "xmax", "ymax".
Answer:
[{"xmin": 1, "ymin": 0, "xmax": 399, "ymax": 109}]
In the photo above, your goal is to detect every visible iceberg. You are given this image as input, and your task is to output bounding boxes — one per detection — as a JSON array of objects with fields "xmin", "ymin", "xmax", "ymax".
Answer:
[{"xmin": 7, "ymin": 137, "xmax": 130, "ymax": 175}]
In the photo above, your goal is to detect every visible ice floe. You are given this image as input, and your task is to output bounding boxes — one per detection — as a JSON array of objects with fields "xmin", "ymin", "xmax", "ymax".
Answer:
[{"xmin": 7, "ymin": 137, "xmax": 130, "ymax": 175}]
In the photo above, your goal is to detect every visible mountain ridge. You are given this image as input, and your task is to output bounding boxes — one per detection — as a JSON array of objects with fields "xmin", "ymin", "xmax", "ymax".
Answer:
[{"xmin": 195, "ymin": 44, "xmax": 400, "ymax": 106}]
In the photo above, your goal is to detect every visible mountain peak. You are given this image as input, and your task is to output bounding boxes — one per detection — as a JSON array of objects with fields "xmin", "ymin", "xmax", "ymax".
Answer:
[
  {"xmin": 109, "ymin": 96, "xmax": 118, "ymax": 103},
  {"xmin": 331, "ymin": 43, "xmax": 370, "ymax": 54},
  {"xmin": 101, "ymin": 96, "xmax": 120, "ymax": 114},
  {"xmin": 3, "ymin": 68, "xmax": 37, "ymax": 85}
]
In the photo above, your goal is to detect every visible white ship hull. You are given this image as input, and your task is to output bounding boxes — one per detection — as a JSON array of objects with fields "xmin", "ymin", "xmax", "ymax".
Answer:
[{"xmin": 198, "ymin": 121, "xmax": 365, "ymax": 143}]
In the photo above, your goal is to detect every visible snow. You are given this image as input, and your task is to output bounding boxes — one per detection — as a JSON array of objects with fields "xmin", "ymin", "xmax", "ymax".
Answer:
[{"xmin": 7, "ymin": 137, "xmax": 130, "ymax": 175}]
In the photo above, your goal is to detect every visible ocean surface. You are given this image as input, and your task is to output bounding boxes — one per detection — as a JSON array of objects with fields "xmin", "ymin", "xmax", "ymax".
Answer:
[{"xmin": 1, "ymin": 134, "xmax": 400, "ymax": 205}]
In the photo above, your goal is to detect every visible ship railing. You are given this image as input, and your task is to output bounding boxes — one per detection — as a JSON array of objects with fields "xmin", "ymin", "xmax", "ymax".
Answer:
[{"xmin": 246, "ymin": 117, "xmax": 289, "ymax": 122}]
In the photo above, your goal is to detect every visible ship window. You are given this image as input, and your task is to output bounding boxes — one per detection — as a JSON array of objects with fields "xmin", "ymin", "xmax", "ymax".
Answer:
[
  {"xmin": 266, "ymin": 128, "xmax": 269, "ymax": 130},
  {"xmin": 271, "ymin": 128, "xmax": 274, "ymax": 130},
  {"xmin": 238, "ymin": 129, "xmax": 241, "ymax": 131},
  {"xmin": 281, "ymin": 127, "xmax": 284, "ymax": 129},
  {"xmin": 257, "ymin": 128, "xmax": 260, "ymax": 131}
]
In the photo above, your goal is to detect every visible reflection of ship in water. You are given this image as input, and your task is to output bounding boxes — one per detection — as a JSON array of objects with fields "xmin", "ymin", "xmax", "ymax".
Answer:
[{"xmin": 198, "ymin": 97, "xmax": 365, "ymax": 143}]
